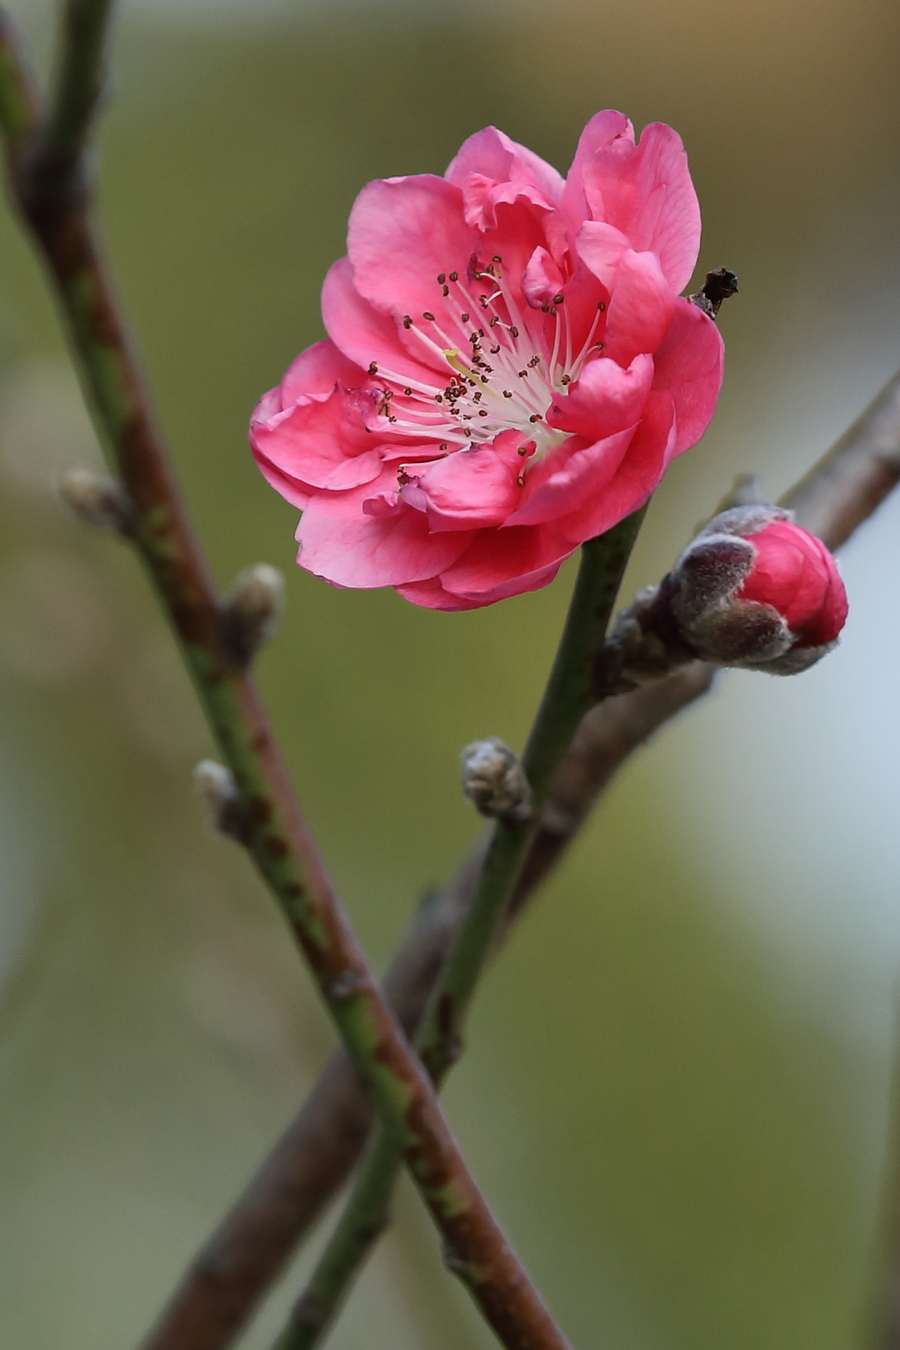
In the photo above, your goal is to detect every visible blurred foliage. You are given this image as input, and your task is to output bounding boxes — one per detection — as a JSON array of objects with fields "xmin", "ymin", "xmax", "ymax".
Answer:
[{"xmin": 0, "ymin": 1, "xmax": 898, "ymax": 1348}]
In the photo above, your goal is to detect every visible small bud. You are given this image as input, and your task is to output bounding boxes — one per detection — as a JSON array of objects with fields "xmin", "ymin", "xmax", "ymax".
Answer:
[
  {"xmin": 668, "ymin": 506, "xmax": 848, "ymax": 674},
  {"xmin": 193, "ymin": 759, "xmax": 249, "ymax": 841},
  {"xmin": 460, "ymin": 737, "xmax": 532, "ymax": 823},
  {"xmin": 57, "ymin": 466, "xmax": 133, "ymax": 534},
  {"xmin": 221, "ymin": 564, "xmax": 285, "ymax": 666}
]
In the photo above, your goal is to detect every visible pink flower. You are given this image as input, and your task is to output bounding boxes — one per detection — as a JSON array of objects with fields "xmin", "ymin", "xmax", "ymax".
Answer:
[
  {"xmin": 668, "ymin": 507, "xmax": 848, "ymax": 674},
  {"xmin": 250, "ymin": 112, "xmax": 724, "ymax": 610}
]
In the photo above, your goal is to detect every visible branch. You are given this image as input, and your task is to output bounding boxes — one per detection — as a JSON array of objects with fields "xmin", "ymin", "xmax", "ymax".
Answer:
[
  {"xmin": 271, "ymin": 510, "xmax": 650, "ymax": 1348},
  {"xmin": 0, "ymin": 11, "xmax": 572, "ymax": 1350},
  {"xmin": 138, "ymin": 360, "xmax": 900, "ymax": 1350}
]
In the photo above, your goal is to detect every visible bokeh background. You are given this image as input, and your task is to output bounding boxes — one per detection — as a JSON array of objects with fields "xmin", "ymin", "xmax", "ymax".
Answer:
[{"xmin": 1, "ymin": 0, "xmax": 900, "ymax": 1347}]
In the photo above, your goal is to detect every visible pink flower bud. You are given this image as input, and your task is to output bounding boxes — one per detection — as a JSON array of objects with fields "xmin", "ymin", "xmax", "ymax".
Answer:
[
  {"xmin": 668, "ymin": 506, "xmax": 848, "ymax": 674},
  {"xmin": 734, "ymin": 519, "xmax": 847, "ymax": 648}
]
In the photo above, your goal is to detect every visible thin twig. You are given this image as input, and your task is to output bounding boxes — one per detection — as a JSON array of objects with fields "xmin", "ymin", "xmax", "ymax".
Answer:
[
  {"xmin": 138, "ymin": 360, "xmax": 900, "ymax": 1350},
  {"xmin": 0, "ymin": 11, "xmax": 572, "ymax": 1349}
]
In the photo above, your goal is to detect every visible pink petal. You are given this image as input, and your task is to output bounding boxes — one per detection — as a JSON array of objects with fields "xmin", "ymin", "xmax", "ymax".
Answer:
[
  {"xmin": 250, "ymin": 383, "xmax": 382, "ymax": 494},
  {"xmin": 522, "ymin": 246, "xmax": 566, "ymax": 309},
  {"xmin": 446, "ymin": 127, "xmax": 565, "ymax": 206},
  {"xmin": 601, "ymin": 250, "xmax": 674, "ymax": 367},
  {"xmin": 439, "ymin": 521, "xmax": 573, "ymax": 601},
  {"xmin": 565, "ymin": 116, "xmax": 700, "ymax": 293},
  {"xmin": 412, "ymin": 432, "xmax": 525, "ymax": 531},
  {"xmin": 281, "ymin": 339, "xmax": 363, "ymax": 405},
  {"xmin": 347, "ymin": 175, "xmax": 478, "ymax": 342},
  {"xmin": 558, "ymin": 391, "xmax": 676, "ymax": 542},
  {"xmin": 296, "ymin": 472, "xmax": 475, "ymax": 589},
  {"xmin": 652, "ymin": 297, "xmax": 724, "ymax": 457},
  {"xmin": 505, "ymin": 426, "xmax": 636, "ymax": 528},
  {"xmin": 459, "ymin": 176, "xmax": 560, "ymax": 234},
  {"xmin": 394, "ymin": 576, "xmax": 483, "ymax": 611},
  {"xmin": 322, "ymin": 258, "xmax": 442, "ymax": 386},
  {"xmin": 574, "ymin": 220, "xmax": 630, "ymax": 291},
  {"xmin": 547, "ymin": 353, "xmax": 654, "ymax": 440},
  {"xmin": 562, "ymin": 111, "xmax": 635, "ymax": 229}
]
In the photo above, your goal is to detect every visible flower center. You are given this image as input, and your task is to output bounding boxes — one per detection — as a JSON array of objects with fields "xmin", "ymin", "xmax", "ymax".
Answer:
[{"xmin": 364, "ymin": 256, "xmax": 606, "ymax": 473}]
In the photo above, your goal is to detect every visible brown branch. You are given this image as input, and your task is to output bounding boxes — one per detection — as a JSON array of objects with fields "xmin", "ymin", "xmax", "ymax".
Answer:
[
  {"xmin": 0, "ymin": 10, "xmax": 574, "ymax": 1350},
  {"xmin": 139, "ymin": 365, "xmax": 900, "ymax": 1350}
]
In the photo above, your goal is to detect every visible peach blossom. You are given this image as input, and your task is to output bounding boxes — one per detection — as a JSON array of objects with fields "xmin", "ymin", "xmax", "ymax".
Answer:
[{"xmin": 251, "ymin": 112, "xmax": 724, "ymax": 610}]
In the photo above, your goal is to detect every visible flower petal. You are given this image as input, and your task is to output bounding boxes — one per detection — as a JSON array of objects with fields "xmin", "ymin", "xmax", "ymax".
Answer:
[
  {"xmin": 296, "ymin": 471, "xmax": 475, "ymax": 588},
  {"xmin": 565, "ymin": 115, "xmax": 700, "ymax": 292},
  {"xmin": 411, "ymin": 431, "xmax": 526, "ymax": 531},
  {"xmin": 322, "ymin": 258, "xmax": 441, "ymax": 387},
  {"xmin": 439, "ymin": 521, "xmax": 573, "ymax": 602},
  {"xmin": 558, "ymin": 391, "xmax": 676, "ymax": 542},
  {"xmin": 250, "ymin": 346, "xmax": 386, "ymax": 505},
  {"xmin": 446, "ymin": 127, "xmax": 565, "ymax": 206},
  {"xmin": 652, "ymin": 297, "xmax": 724, "ymax": 457},
  {"xmin": 506, "ymin": 426, "xmax": 637, "ymax": 529},
  {"xmin": 601, "ymin": 249, "xmax": 674, "ymax": 367},
  {"xmin": 548, "ymin": 353, "xmax": 654, "ymax": 440},
  {"xmin": 347, "ymin": 175, "xmax": 478, "ymax": 340}
]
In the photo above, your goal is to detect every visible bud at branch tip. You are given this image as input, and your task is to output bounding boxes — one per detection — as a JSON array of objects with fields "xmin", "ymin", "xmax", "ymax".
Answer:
[{"xmin": 460, "ymin": 738, "xmax": 532, "ymax": 824}]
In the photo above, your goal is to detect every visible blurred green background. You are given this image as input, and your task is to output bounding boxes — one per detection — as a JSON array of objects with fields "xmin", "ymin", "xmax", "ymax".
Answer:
[{"xmin": 1, "ymin": 0, "xmax": 900, "ymax": 1347}]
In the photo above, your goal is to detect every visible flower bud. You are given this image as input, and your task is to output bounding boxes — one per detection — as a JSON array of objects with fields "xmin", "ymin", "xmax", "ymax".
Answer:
[
  {"xmin": 193, "ymin": 759, "xmax": 249, "ymax": 841},
  {"xmin": 668, "ymin": 505, "xmax": 848, "ymax": 673},
  {"xmin": 57, "ymin": 466, "xmax": 133, "ymax": 534},
  {"xmin": 221, "ymin": 563, "xmax": 285, "ymax": 666},
  {"xmin": 460, "ymin": 737, "xmax": 532, "ymax": 824}
]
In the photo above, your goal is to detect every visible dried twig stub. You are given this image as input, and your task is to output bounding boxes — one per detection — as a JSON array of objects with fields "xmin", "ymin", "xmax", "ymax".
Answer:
[{"xmin": 688, "ymin": 266, "xmax": 739, "ymax": 319}]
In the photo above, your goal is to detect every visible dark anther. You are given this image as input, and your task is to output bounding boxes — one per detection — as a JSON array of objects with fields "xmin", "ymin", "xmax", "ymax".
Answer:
[
  {"xmin": 404, "ymin": 387, "xmax": 412, "ymax": 396},
  {"xmin": 492, "ymin": 254, "xmax": 502, "ymax": 263},
  {"xmin": 439, "ymin": 442, "xmax": 448, "ymax": 450},
  {"xmin": 423, "ymin": 311, "xmax": 435, "ymax": 321},
  {"xmin": 503, "ymin": 390, "xmax": 512, "ymax": 398},
  {"xmin": 449, "ymin": 270, "xmax": 458, "ymax": 282},
  {"xmin": 689, "ymin": 267, "xmax": 739, "ymax": 320},
  {"xmin": 529, "ymin": 413, "xmax": 541, "ymax": 423},
  {"xmin": 479, "ymin": 409, "xmax": 488, "ymax": 416},
  {"xmin": 541, "ymin": 304, "xmax": 550, "ymax": 313},
  {"xmin": 461, "ymin": 312, "xmax": 469, "ymax": 323},
  {"xmin": 403, "ymin": 315, "xmax": 413, "ymax": 328},
  {"xmin": 517, "ymin": 445, "xmax": 528, "ymax": 456},
  {"xmin": 442, "ymin": 285, "xmax": 449, "ymax": 297},
  {"xmin": 437, "ymin": 272, "xmax": 446, "ymax": 284},
  {"xmin": 561, "ymin": 373, "xmax": 571, "ymax": 385},
  {"xmin": 367, "ymin": 362, "xmax": 377, "ymax": 375},
  {"xmin": 510, "ymin": 326, "xmax": 519, "ymax": 337},
  {"xmin": 553, "ymin": 293, "xmax": 565, "ymax": 305},
  {"xmin": 597, "ymin": 300, "xmax": 606, "ymax": 311}
]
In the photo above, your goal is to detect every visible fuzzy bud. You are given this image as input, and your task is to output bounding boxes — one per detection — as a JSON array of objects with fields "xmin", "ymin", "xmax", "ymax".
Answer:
[
  {"xmin": 57, "ymin": 466, "xmax": 134, "ymax": 534},
  {"xmin": 668, "ymin": 506, "xmax": 848, "ymax": 674},
  {"xmin": 193, "ymin": 759, "xmax": 249, "ymax": 841},
  {"xmin": 221, "ymin": 564, "xmax": 285, "ymax": 666},
  {"xmin": 460, "ymin": 737, "xmax": 532, "ymax": 824}
]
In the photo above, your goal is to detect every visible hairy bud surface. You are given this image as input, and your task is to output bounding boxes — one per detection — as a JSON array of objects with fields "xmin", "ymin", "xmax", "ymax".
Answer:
[{"xmin": 669, "ymin": 506, "xmax": 848, "ymax": 674}]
